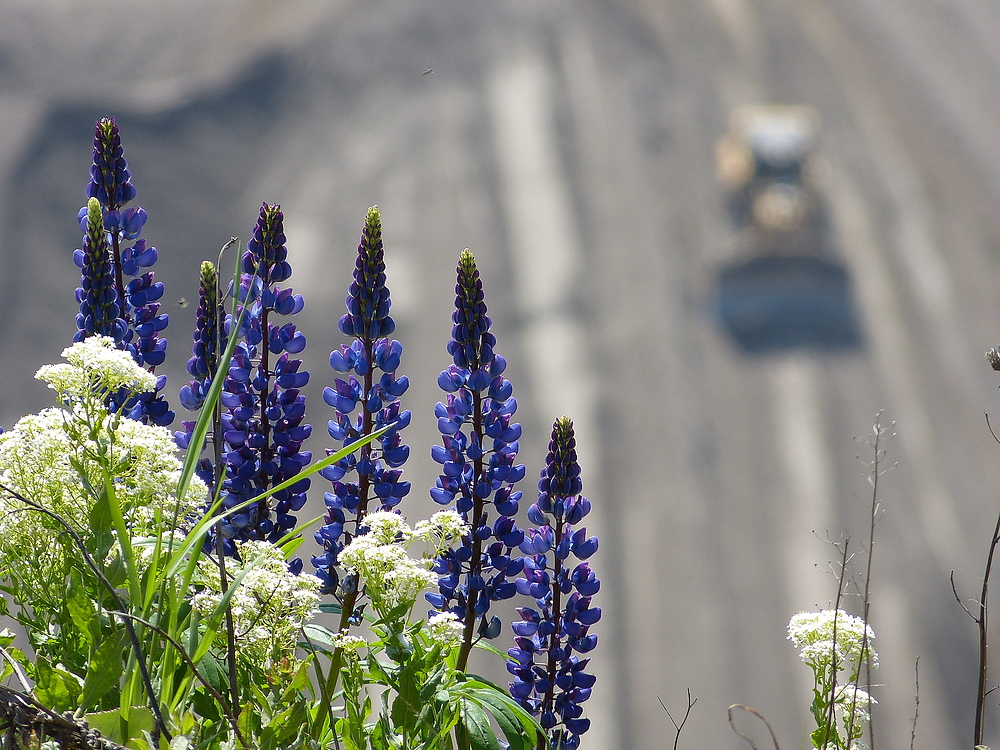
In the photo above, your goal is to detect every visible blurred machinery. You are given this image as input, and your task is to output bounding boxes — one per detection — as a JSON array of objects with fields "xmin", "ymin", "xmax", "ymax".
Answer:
[{"xmin": 713, "ymin": 105, "xmax": 862, "ymax": 352}]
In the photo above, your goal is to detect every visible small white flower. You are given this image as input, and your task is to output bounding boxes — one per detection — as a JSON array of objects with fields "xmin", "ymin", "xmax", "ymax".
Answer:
[
  {"xmin": 331, "ymin": 631, "xmax": 367, "ymax": 652},
  {"xmin": 836, "ymin": 683, "xmax": 876, "ymax": 724},
  {"xmin": 414, "ymin": 510, "xmax": 469, "ymax": 555},
  {"xmin": 36, "ymin": 337, "xmax": 157, "ymax": 397},
  {"xmin": 424, "ymin": 612, "xmax": 464, "ymax": 649},
  {"xmin": 340, "ymin": 512, "xmax": 445, "ymax": 613},
  {"xmin": 788, "ymin": 609, "xmax": 877, "ymax": 669},
  {"xmin": 190, "ymin": 540, "xmax": 321, "ymax": 665}
]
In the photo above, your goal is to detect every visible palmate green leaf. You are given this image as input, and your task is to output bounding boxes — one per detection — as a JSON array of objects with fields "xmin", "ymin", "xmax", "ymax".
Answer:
[
  {"xmin": 80, "ymin": 632, "xmax": 125, "ymax": 711},
  {"xmin": 461, "ymin": 677, "xmax": 543, "ymax": 750},
  {"xmin": 460, "ymin": 698, "xmax": 500, "ymax": 750},
  {"xmin": 465, "ymin": 688, "xmax": 537, "ymax": 750}
]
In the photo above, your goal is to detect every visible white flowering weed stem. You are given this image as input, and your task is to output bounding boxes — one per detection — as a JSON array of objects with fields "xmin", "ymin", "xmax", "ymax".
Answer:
[
  {"xmin": 788, "ymin": 609, "xmax": 877, "ymax": 749},
  {"xmin": 0, "ymin": 481, "xmax": 170, "ymax": 739}
]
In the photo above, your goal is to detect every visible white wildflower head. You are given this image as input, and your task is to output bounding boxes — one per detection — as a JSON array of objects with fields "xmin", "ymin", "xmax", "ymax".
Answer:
[
  {"xmin": 414, "ymin": 510, "xmax": 469, "ymax": 556},
  {"xmin": 424, "ymin": 611, "xmax": 464, "ymax": 649},
  {"xmin": 330, "ymin": 631, "xmax": 368, "ymax": 653},
  {"xmin": 0, "ymin": 393, "xmax": 206, "ymax": 606},
  {"xmin": 787, "ymin": 609, "xmax": 877, "ymax": 672},
  {"xmin": 191, "ymin": 540, "xmax": 321, "ymax": 665},
  {"xmin": 36, "ymin": 337, "xmax": 156, "ymax": 400},
  {"xmin": 340, "ymin": 511, "xmax": 442, "ymax": 615},
  {"xmin": 361, "ymin": 510, "xmax": 415, "ymax": 545},
  {"xmin": 835, "ymin": 684, "xmax": 876, "ymax": 727}
]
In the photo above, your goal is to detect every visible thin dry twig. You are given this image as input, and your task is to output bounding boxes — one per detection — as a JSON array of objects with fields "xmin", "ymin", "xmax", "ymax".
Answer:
[
  {"xmin": 857, "ymin": 415, "xmax": 889, "ymax": 750},
  {"xmin": 727, "ymin": 704, "xmax": 781, "ymax": 750},
  {"xmin": 911, "ymin": 657, "xmax": 919, "ymax": 750},
  {"xmin": 657, "ymin": 688, "xmax": 697, "ymax": 750}
]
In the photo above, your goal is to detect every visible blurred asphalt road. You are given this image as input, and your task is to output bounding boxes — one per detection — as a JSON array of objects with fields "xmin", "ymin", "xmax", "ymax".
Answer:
[{"xmin": 4, "ymin": 1, "xmax": 1000, "ymax": 747}]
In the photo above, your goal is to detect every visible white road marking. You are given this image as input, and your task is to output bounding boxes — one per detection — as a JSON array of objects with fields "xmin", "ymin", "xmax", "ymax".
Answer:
[
  {"xmin": 771, "ymin": 355, "xmax": 836, "ymax": 611},
  {"xmin": 487, "ymin": 45, "xmax": 605, "ymax": 746},
  {"xmin": 486, "ymin": 49, "xmax": 597, "ymax": 469}
]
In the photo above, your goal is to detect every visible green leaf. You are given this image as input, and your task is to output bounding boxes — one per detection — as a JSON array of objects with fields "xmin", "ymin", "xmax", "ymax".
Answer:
[
  {"xmin": 391, "ymin": 665, "xmax": 421, "ymax": 733},
  {"xmin": 302, "ymin": 623, "xmax": 341, "ymax": 648},
  {"xmin": 0, "ymin": 628, "xmax": 17, "ymax": 649},
  {"xmin": 197, "ymin": 651, "xmax": 229, "ymax": 697},
  {"xmin": 66, "ymin": 569, "xmax": 97, "ymax": 646},
  {"xmin": 461, "ymin": 699, "xmax": 500, "ymax": 750},
  {"xmin": 80, "ymin": 633, "xmax": 124, "ymax": 710},
  {"xmin": 88, "ymin": 486, "xmax": 114, "ymax": 536},
  {"xmin": 85, "ymin": 706, "xmax": 155, "ymax": 744},
  {"xmin": 33, "ymin": 655, "xmax": 81, "ymax": 712},
  {"xmin": 468, "ymin": 690, "xmax": 535, "ymax": 750}
]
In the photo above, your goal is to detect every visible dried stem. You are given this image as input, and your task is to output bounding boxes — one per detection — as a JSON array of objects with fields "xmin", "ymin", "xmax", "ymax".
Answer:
[
  {"xmin": 727, "ymin": 704, "xmax": 781, "ymax": 750},
  {"xmin": 657, "ymin": 688, "xmax": 697, "ymax": 750}
]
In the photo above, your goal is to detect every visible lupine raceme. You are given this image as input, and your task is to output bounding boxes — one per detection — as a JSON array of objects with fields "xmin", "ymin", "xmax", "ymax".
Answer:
[
  {"xmin": 218, "ymin": 203, "xmax": 312, "ymax": 552},
  {"xmin": 508, "ymin": 417, "xmax": 600, "ymax": 750},
  {"xmin": 176, "ymin": 260, "xmax": 224, "ymax": 494},
  {"xmin": 427, "ymin": 249, "xmax": 527, "ymax": 669},
  {"xmin": 73, "ymin": 117, "xmax": 173, "ymax": 426},
  {"xmin": 312, "ymin": 206, "xmax": 411, "ymax": 628}
]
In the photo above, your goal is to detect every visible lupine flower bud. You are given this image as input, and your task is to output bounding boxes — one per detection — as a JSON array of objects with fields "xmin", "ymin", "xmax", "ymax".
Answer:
[
  {"xmin": 87, "ymin": 117, "xmax": 136, "ymax": 209},
  {"xmin": 178, "ymin": 261, "xmax": 220, "ymax": 415},
  {"xmin": 508, "ymin": 417, "xmax": 600, "ymax": 750},
  {"xmin": 313, "ymin": 206, "xmax": 411, "ymax": 603}
]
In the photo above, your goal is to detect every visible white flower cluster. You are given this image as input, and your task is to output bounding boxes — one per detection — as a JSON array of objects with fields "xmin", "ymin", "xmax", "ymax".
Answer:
[
  {"xmin": 0, "ymin": 345, "xmax": 206, "ymax": 602},
  {"xmin": 339, "ymin": 510, "xmax": 468, "ymax": 614},
  {"xmin": 36, "ymin": 337, "xmax": 157, "ymax": 399},
  {"xmin": 424, "ymin": 612, "xmax": 464, "ymax": 649},
  {"xmin": 330, "ymin": 631, "xmax": 368, "ymax": 652},
  {"xmin": 787, "ymin": 609, "xmax": 877, "ymax": 670},
  {"xmin": 191, "ymin": 540, "xmax": 321, "ymax": 664},
  {"xmin": 835, "ymin": 684, "xmax": 877, "ymax": 726}
]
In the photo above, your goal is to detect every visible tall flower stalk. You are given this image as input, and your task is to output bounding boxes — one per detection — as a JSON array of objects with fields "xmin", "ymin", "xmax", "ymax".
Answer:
[
  {"xmin": 508, "ymin": 417, "xmax": 600, "ymax": 750},
  {"xmin": 218, "ymin": 203, "xmax": 311, "ymax": 550},
  {"xmin": 312, "ymin": 206, "xmax": 411, "ymax": 631},
  {"xmin": 428, "ymin": 249, "xmax": 526, "ymax": 670},
  {"xmin": 74, "ymin": 116, "xmax": 172, "ymax": 426}
]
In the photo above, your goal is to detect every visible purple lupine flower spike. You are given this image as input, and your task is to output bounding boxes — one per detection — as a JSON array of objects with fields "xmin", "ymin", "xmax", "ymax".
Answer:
[
  {"xmin": 428, "ymin": 249, "xmax": 526, "ymax": 669},
  {"xmin": 219, "ymin": 204, "xmax": 311, "ymax": 552},
  {"xmin": 312, "ymin": 206, "xmax": 411, "ymax": 607},
  {"xmin": 508, "ymin": 417, "xmax": 600, "ymax": 750},
  {"xmin": 76, "ymin": 117, "xmax": 173, "ymax": 426},
  {"xmin": 74, "ymin": 197, "xmax": 128, "ymax": 343},
  {"xmin": 178, "ymin": 261, "xmax": 221, "ymax": 418}
]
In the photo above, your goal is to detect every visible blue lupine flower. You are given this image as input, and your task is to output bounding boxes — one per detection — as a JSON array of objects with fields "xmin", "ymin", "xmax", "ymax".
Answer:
[
  {"xmin": 178, "ymin": 262, "xmax": 221, "ymax": 421},
  {"xmin": 427, "ymin": 249, "xmax": 526, "ymax": 668},
  {"xmin": 86, "ymin": 116, "xmax": 137, "ymax": 209},
  {"xmin": 75, "ymin": 117, "xmax": 173, "ymax": 426},
  {"xmin": 218, "ymin": 204, "xmax": 311, "ymax": 551},
  {"xmin": 74, "ymin": 198, "xmax": 128, "ymax": 344},
  {"xmin": 507, "ymin": 417, "xmax": 600, "ymax": 750},
  {"xmin": 312, "ymin": 206, "xmax": 411, "ymax": 601}
]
